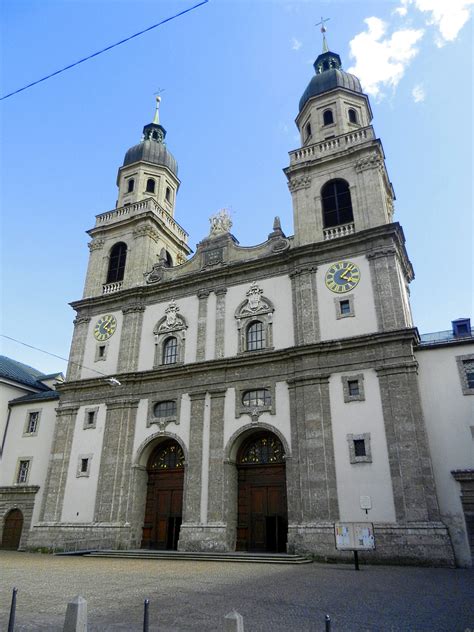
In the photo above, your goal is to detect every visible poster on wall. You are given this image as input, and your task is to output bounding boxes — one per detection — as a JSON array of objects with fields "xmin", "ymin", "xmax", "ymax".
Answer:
[{"xmin": 334, "ymin": 522, "xmax": 375, "ymax": 550}]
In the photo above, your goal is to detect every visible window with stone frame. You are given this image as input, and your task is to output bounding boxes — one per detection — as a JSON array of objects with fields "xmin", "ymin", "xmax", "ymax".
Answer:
[
  {"xmin": 456, "ymin": 354, "xmax": 474, "ymax": 395},
  {"xmin": 95, "ymin": 342, "xmax": 108, "ymax": 362},
  {"xmin": 341, "ymin": 374, "xmax": 365, "ymax": 402},
  {"xmin": 347, "ymin": 433, "xmax": 372, "ymax": 464},
  {"xmin": 83, "ymin": 407, "xmax": 98, "ymax": 429},
  {"xmin": 154, "ymin": 400, "xmax": 177, "ymax": 418},
  {"xmin": 24, "ymin": 410, "xmax": 40, "ymax": 436},
  {"xmin": 335, "ymin": 294, "xmax": 355, "ymax": 319},
  {"xmin": 321, "ymin": 179, "xmax": 354, "ymax": 228},
  {"xmin": 146, "ymin": 178, "xmax": 156, "ymax": 193},
  {"xmin": 323, "ymin": 109, "xmax": 334, "ymax": 125},
  {"xmin": 106, "ymin": 242, "xmax": 127, "ymax": 284},
  {"xmin": 147, "ymin": 395, "xmax": 180, "ymax": 430},
  {"xmin": 348, "ymin": 108, "xmax": 358, "ymax": 124},
  {"xmin": 76, "ymin": 454, "xmax": 92, "ymax": 477},
  {"xmin": 235, "ymin": 281, "xmax": 274, "ymax": 354},
  {"xmin": 235, "ymin": 383, "xmax": 276, "ymax": 421},
  {"xmin": 153, "ymin": 300, "xmax": 187, "ymax": 367},
  {"xmin": 16, "ymin": 458, "xmax": 31, "ymax": 484}
]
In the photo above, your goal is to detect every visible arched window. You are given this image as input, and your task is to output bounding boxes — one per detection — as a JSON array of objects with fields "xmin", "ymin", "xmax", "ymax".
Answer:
[
  {"xmin": 321, "ymin": 179, "xmax": 354, "ymax": 228},
  {"xmin": 148, "ymin": 440, "xmax": 184, "ymax": 470},
  {"xmin": 106, "ymin": 242, "xmax": 127, "ymax": 284},
  {"xmin": 322, "ymin": 60, "xmax": 330, "ymax": 71},
  {"xmin": 146, "ymin": 178, "xmax": 155, "ymax": 193},
  {"xmin": 165, "ymin": 187, "xmax": 172, "ymax": 203},
  {"xmin": 127, "ymin": 178, "xmax": 134, "ymax": 193},
  {"xmin": 246, "ymin": 321, "xmax": 265, "ymax": 351},
  {"xmin": 348, "ymin": 108, "xmax": 358, "ymax": 124},
  {"xmin": 154, "ymin": 400, "xmax": 177, "ymax": 418},
  {"xmin": 305, "ymin": 122, "xmax": 312, "ymax": 140},
  {"xmin": 164, "ymin": 251, "xmax": 173, "ymax": 268},
  {"xmin": 163, "ymin": 336, "xmax": 178, "ymax": 364},
  {"xmin": 238, "ymin": 433, "xmax": 285, "ymax": 465},
  {"xmin": 323, "ymin": 109, "xmax": 334, "ymax": 126}
]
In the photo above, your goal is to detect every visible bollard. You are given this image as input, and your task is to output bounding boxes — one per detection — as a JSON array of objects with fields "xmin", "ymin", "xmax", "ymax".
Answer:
[
  {"xmin": 325, "ymin": 614, "xmax": 331, "ymax": 632},
  {"xmin": 224, "ymin": 610, "xmax": 244, "ymax": 632},
  {"xmin": 63, "ymin": 595, "xmax": 87, "ymax": 632},
  {"xmin": 143, "ymin": 598, "xmax": 150, "ymax": 632},
  {"xmin": 7, "ymin": 587, "xmax": 17, "ymax": 632}
]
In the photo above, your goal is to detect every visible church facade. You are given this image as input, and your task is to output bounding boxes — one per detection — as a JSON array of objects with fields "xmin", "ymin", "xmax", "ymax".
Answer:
[{"xmin": 2, "ymin": 47, "xmax": 473, "ymax": 566}]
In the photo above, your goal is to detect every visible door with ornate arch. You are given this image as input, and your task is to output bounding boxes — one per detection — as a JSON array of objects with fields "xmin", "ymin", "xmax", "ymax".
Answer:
[
  {"xmin": 142, "ymin": 440, "xmax": 184, "ymax": 550},
  {"xmin": 236, "ymin": 432, "xmax": 288, "ymax": 553},
  {"xmin": 1, "ymin": 509, "xmax": 24, "ymax": 550}
]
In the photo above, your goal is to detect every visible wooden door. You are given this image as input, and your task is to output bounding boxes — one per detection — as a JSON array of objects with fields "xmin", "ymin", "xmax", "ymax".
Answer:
[
  {"xmin": 237, "ymin": 433, "xmax": 287, "ymax": 553},
  {"xmin": 142, "ymin": 441, "xmax": 184, "ymax": 550},
  {"xmin": 1, "ymin": 509, "xmax": 23, "ymax": 550}
]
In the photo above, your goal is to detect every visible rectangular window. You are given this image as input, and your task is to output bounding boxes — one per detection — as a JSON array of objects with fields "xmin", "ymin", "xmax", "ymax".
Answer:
[
  {"xmin": 17, "ymin": 460, "xmax": 30, "ymax": 484},
  {"xmin": 464, "ymin": 360, "xmax": 474, "ymax": 389},
  {"xmin": 348, "ymin": 380, "xmax": 360, "ymax": 397},
  {"xmin": 353, "ymin": 439, "xmax": 366, "ymax": 457},
  {"xmin": 456, "ymin": 354, "xmax": 474, "ymax": 395},
  {"xmin": 80, "ymin": 458, "xmax": 89, "ymax": 473},
  {"xmin": 26, "ymin": 411, "xmax": 39, "ymax": 434},
  {"xmin": 87, "ymin": 411, "xmax": 95, "ymax": 425},
  {"xmin": 340, "ymin": 300, "xmax": 351, "ymax": 316},
  {"xmin": 98, "ymin": 345, "xmax": 106, "ymax": 358}
]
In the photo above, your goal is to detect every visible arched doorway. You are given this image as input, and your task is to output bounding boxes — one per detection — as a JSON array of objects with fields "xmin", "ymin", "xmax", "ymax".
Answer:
[
  {"xmin": 236, "ymin": 432, "xmax": 288, "ymax": 553},
  {"xmin": 141, "ymin": 440, "xmax": 184, "ymax": 550},
  {"xmin": 1, "ymin": 509, "xmax": 24, "ymax": 550}
]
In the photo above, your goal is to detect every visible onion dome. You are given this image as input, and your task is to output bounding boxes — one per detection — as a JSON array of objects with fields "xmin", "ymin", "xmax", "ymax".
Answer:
[
  {"xmin": 123, "ymin": 96, "xmax": 178, "ymax": 176},
  {"xmin": 299, "ymin": 50, "xmax": 363, "ymax": 113}
]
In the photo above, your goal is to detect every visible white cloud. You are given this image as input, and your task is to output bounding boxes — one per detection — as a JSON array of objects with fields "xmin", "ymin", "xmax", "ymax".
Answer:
[
  {"xmin": 412, "ymin": 0, "xmax": 473, "ymax": 45},
  {"xmin": 412, "ymin": 84, "xmax": 426, "ymax": 102},
  {"xmin": 347, "ymin": 17, "xmax": 424, "ymax": 99},
  {"xmin": 291, "ymin": 37, "xmax": 302, "ymax": 51}
]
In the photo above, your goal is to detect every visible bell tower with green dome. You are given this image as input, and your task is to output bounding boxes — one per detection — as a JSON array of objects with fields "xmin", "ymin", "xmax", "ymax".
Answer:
[
  {"xmin": 285, "ymin": 38, "xmax": 395, "ymax": 246},
  {"xmin": 81, "ymin": 97, "xmax": 192, "ymax": 300}
]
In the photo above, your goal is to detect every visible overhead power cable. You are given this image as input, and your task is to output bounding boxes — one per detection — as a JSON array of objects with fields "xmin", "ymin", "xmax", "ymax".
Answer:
[
  {"xmin": 1, "ymin": 333, "xmax": 118, "ymax": 382},
  {"xmin": 1, "ymin": 0, "xmax": 209, "ymax": 101}
]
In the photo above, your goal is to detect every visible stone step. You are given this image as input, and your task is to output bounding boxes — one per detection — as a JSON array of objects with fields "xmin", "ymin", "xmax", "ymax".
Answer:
[{"xmin": 83, "ymin": 550, "xmax": 312, "ymax": 564}]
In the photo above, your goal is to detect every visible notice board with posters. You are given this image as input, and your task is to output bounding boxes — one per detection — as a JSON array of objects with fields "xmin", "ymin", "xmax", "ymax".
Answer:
[{"xmin": 334, "ymin": 522, "xmax": 375, "ymax": 550}]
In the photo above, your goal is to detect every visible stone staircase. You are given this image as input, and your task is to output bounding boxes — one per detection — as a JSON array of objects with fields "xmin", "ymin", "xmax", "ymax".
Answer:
[{"xmin": 84, "ymin": 549, "xmax": 312, "ymax": 564}]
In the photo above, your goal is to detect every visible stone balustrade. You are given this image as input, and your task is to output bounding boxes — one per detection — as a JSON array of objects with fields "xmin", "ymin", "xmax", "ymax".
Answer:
[
  {"xmin": 95, "ymin": 198, "xmax": 189, "ymax": 243},
  {"xmin": 289, "ymin": 126, "xmax": 375, "ymax": 165},
  {"xmin": 102, "ymin": 281, "xmax": 123, "ymax": 295},
  {"xmin": 323, "ymin": 222, "xmax": 355, "ymax": 241}
]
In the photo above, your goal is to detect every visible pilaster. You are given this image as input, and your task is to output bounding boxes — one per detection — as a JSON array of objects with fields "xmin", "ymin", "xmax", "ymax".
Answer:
[
  {"xmin": 66, "ymin": 317, "xmax": 91, "ymax": 381},
  {"xmin": 40, "ymin": 406, "xmax": 79, "ymax": 522},
  {"xmin": 196, "ymin": 289, "xmax": 210, "ymax": 361},
  {"xmin": 206, "ymin": 389, "xmax": 226, "ymax": 523},
  {"xmin": 117, "ymin": 303, "xmax": 145, "ymax": 372},
  {"xmin": 94, "ymin": 399, "xmax": 139, "ymax": 524},
  {"xmin": 368, "ymin": 249, "xmax": 408, "ymax": 331},
  {"xmin": 287, "ymin": 375, "xmax": 339, "ymax": 525},
  {"xmin": 182, "ymin": 392, "xmax": 206, "ymax": 524},
  {"xmin": 290, "ymin": 266, "xmax": 320, "ymax": 345},
  {"xmin": 215, "ymin": 287, "xmax": 227, "ymax": 359},
  {"xmin": 376, "ymin": 363, "xmax": 440, "ymax": 522}
]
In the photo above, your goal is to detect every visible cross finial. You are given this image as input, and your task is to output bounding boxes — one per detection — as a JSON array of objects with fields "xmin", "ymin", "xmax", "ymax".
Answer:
[
  {"xmin": 152, "ymin": 88, "xmax": 165, "ymax": 125},
  {"xmin": 315, "ymin": 16, "xmax": 330, "ymax": 53}
]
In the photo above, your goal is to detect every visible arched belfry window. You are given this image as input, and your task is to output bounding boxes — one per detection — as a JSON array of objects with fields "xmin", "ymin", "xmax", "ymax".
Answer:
[
  {"xmin": 165, "ymin": 187, "xmax": 172, "ymax": 203},
  {"xmin": 146, "ymin": 178, "xmax": 156, "ymax": 193},
  {"xmin": 323, "ymin": 109, "xmax": 334, "ymax": 126},
  {"xmin": 321, "ymin": 179, "xmax": 354, "ymax": 228},
  {"xmin": 348, "ymin": 108, "xmax": 358, "ymax": 124},
  {"xmin": 127, "ymin": 178, "xmax": 135, "ymax": 193},
  {"xmin": 106, "ymin": 242, "xmax": 127, "ymax": 284}
]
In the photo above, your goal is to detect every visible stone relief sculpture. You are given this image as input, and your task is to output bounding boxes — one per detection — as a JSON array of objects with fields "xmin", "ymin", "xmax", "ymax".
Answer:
[{"xmin": 209, "ymin": 208, "xmax": 233, "ymax": 236}]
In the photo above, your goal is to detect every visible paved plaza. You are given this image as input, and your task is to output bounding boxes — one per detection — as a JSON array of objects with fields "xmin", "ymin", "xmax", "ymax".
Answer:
[{"xmin": 0, "ymin": 551, "xmax": 473, "ymax": 631}]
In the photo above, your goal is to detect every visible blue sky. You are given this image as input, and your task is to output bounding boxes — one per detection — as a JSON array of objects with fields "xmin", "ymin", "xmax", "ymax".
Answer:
[{"xmin": 1, "ymin": 0, "xmax": 472, "ymax": 375}]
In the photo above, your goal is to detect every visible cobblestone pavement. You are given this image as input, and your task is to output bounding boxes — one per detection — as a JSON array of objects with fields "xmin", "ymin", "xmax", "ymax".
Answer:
[{"xmin": 0, "ymin": 552, "xmax": 473, "ymax": 631}]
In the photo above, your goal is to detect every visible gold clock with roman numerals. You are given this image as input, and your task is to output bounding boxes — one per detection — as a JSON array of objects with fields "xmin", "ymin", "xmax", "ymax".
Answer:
[
  {"xmin": 93, "ymin": 314, "xmax": 117, "ymax": 341},
  {"xmin": 325, "ymin": 260, "xmax": 361, "ymax": 293}
]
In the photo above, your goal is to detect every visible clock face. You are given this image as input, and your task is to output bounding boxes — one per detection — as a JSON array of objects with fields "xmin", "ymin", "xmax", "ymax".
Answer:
[
  {"xmin": 325, "ymin": 260, "xmax": 361, "ymax": 293},
  {"xmin": 93, "ymin": 314, "xmax": 117, "ymax": 341}
]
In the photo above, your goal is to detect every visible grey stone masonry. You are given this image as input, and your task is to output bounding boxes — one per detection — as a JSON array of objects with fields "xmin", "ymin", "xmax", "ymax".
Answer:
[
  {"xmin": 196, "ymin": 289, "xmax": 210, "ymax": 361},
  {"xmin": 94, "ymin": 399, "xmax": 139, "ymax": 524},
  {"xmin": 287, "ymin": 375, "xmax": 339, "ymax": 526},
  {"xmin": 215, "ymin": 287, "xmax": 227, "ymax": 359},
  {"xmin": 368, "ymin": 249, "xmax": 409, "ymax": 331},
  {"xmin": 290, "ymin": 266, "xmax": 320, "ymax": 345},
  {"xmin": 182, "ymin": 392, "xmax": 206, "ymax": 524},
  {"xmin": 207, "ymin": 390, "xmax": 226, "ymax": 523},
  {"xmin": 117, "ymin": 304, "xmax": 145, "ymax": 372},
  {"xmin": 40, "ymin": 406, "xmax": 79, "ymax": 522},
  {"xmin": 377, "ymin": 363, "xmax": 440, "ymax": 523},
  {"xmin": 66, "ymin": 318, "xmax": 90, "ymax": 381},
  {"xmin": 0, "ymin": 485, "xmax": 39, "ymax": 550}
]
